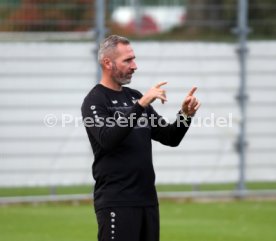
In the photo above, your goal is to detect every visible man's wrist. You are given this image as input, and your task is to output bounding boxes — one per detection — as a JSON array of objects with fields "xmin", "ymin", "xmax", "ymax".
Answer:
[
  {"xmin": 135, "ymin": 100, "xmax": 145, "ymax": 110},
  {"xmin": 179, "ymin": 110, "xmax": 192, "ymax": 121},
  {"xmin": 138, "ymin": 99, "xmax": 146, "ymax": 108}
]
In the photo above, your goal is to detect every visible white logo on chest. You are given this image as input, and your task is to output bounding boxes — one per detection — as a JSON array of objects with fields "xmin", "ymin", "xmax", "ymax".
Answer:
[{"xmin": 113, "ymin": 111, "xmax": 125, "ymax": 120}]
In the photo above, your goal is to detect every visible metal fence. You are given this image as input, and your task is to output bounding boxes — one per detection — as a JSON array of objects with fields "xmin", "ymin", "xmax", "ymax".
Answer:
[{"xmin": 0, "ymin": 1, "xmax": 275, "ymax": 40}]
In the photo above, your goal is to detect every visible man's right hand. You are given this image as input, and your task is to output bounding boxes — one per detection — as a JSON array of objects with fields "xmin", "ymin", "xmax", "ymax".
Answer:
[{"xmin": 138, "ymin": 82, "xmax": 167, "ymax": 108}]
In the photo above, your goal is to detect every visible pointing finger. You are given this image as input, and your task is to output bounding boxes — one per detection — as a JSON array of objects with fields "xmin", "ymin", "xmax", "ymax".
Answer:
[
  {"xmin": 187, "ymin": 86, "xmax": 197, "ymax": 96},
  {"xmin": 184, "ymin": 96, "xmax": 192, "ymax": 104},
  {"xmin": 155, "ymin": 81, "xmax": 168, "ymax": 88}
]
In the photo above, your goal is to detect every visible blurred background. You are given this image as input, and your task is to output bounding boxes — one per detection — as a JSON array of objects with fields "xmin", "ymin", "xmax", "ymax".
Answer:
[{"xmin": 0, "ymin": 0, "xmax": 276, "ymax": 202}]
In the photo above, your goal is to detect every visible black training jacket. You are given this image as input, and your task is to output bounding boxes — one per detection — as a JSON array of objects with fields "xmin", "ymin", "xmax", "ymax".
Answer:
[{"xmin": 81, "ymin": 84, "xmax": 190, "ymax": 211}]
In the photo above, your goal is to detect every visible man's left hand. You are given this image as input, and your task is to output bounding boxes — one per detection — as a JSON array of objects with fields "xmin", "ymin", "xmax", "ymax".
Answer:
[{"xmin": 181, "ymin": 87, "xmax": 201, "ymax": 117}]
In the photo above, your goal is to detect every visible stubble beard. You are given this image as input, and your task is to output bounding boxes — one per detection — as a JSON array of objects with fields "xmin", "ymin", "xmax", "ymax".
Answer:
[{"xmin": 111, "ymin": 61, "xmax": 133, "ymax": 86}]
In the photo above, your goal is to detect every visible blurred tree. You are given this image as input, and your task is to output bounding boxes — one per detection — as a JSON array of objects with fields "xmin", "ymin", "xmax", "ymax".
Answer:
[
  {"xmin": 0, "ymin": 0, "xmax": 93, "ymax": 32},
  {"xmin": 185, "ymin": 0, "xmax": 275, "ymax": 38},
  {"xmin": 186, "ymin": 0, "xmax": 234, "ymax": 31},
  {"xmin": 248, "ymin": 0, "xmax": 276, "ymax": 37},
  {"xmin": 0, "ymin": 0, "xmax": 21, "ymax": 4}
]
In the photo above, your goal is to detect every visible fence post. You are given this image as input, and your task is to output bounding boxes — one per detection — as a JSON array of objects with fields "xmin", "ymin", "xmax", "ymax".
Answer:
[
  {"xmin": 95, "ymin": 0, "xmax": 106, "ymax": 82},
  {"xmin": 131, "ymin": 0, "xmax": 142, "ymax": 34},
  {"xmin": 235, "ymin": 0, "xmax": 250, "ymax": 197}
]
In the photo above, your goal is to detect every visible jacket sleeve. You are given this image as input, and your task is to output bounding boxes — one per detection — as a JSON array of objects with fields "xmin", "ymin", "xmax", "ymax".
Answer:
[
  {"xmin": 81, "ymin": 95, "xmax": 145, "ymax": 151},
  {"xmin": 149, "ymin": 105, "xmax": 191, "ymax": 147}
]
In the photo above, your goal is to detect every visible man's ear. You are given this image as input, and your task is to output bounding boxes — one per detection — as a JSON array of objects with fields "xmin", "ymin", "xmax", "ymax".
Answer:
[{"xmin": 103, "ymin": 57, "xmax": 112, "ymax": 70}]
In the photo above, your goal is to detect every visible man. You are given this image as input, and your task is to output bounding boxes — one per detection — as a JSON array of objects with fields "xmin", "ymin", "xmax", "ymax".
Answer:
[{"xmin": 81, "ymin": 35, "xmax": 200, "ymax": 241}]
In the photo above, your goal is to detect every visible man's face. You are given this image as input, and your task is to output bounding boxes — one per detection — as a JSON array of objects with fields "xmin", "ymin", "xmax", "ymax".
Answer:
[{"xmin": 110, "ymin": 43, "xmax": 137, "ymax": 85}]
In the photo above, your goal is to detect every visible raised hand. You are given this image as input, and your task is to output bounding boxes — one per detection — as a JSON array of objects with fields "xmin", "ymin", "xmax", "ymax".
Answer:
[
  {"xmin": 138, "ymin": 82, "xmax": 167, "ymax": 107},
  {"xmin": 181, "ymin": 87, "xmax": 201, "ymax": 117}
]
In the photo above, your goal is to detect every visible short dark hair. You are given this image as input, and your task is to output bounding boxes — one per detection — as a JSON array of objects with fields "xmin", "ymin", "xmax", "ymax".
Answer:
[{"xmin": 98, "ymin": 35, "xmax": 130, "ymax": 64}]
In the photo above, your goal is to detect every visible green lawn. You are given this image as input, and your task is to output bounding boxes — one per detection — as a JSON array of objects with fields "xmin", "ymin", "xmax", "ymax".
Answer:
[
  {"xmin": 1, "ymin": 200, "xmax": 276, "ymax": 241},
  {"xmin": 1, "ymin": 182, "xmax": 276, "ymax": 197}
]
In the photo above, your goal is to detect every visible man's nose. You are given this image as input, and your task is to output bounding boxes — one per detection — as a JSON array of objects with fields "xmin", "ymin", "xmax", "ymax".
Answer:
[{"xmin": 131, "ymin": 60, "xmax": 137, "ymax": 70}]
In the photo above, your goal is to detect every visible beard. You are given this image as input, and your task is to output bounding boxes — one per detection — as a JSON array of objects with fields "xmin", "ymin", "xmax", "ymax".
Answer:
[{"xmin": 111, "ymin": 61, "xmax": 133, "ymax": 86}]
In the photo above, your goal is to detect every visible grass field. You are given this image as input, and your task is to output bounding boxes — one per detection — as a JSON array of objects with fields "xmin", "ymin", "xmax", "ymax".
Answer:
[
  {"xmin": 1, "ymin": 182, "xmax": 276, "ymax": 197},
  {"xmin": 1, "ymin": 200, "xmax": 276, "ymax": 241}
]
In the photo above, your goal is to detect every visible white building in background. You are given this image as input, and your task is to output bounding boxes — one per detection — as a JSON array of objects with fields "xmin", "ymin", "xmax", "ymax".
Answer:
[{"xmin": 111, "ymin": 6, "xmax": 186, "ymax": 34}]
